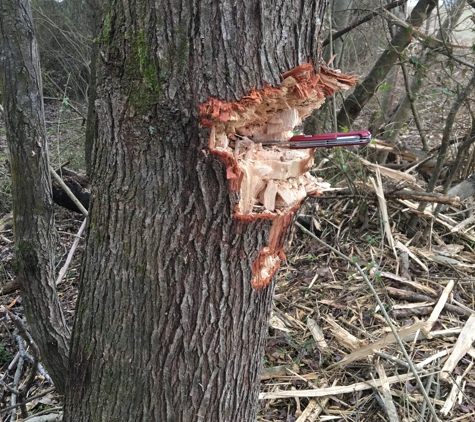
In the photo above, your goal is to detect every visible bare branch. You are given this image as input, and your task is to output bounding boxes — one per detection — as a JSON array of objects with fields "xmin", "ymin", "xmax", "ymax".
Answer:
[{"xmin": 322, "ymin": 0, "xmax": 410, "ymax": 48}]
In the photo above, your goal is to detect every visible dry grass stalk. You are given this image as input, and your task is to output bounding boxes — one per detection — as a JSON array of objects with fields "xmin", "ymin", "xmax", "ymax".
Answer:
[
  {"xmin": 260, "ymin": 372, "xmax": 418, "ymax": 400},
  {"xmin": 374, "ymin": 360, "xmax": 399, "ymax": 422},
  {"xmin": 440, "ymin": 314, "xmax": 475, "ymax": 382}
]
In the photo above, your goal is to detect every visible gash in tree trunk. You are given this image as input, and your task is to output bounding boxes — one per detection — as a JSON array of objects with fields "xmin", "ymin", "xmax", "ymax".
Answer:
[{"xmin": 64, "ymin": 1, "xmax": 356, "ymax": 420}]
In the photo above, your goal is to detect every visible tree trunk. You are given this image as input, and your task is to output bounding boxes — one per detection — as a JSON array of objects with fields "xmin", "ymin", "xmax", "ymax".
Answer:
[
  {"xmin": 84, "ymin": 0, "xmax": 101, "ymax": 177},
  {"xmin": 0, "ymin": 0, "xmax": 70, "ymax": 394},
  {"xmin": 336, "ymin": 0, "xmax": 437, "ymax": 130},
  {"xmin": 64, "ymin": 1, "xmax": 332, "ymax": 420},
  {"xmin": 323, "ymin": 0, "xmax": 353, "ymax": 69}
]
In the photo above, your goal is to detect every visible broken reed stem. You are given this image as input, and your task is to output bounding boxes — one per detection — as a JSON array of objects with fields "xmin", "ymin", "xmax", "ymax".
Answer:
[
  {"xmin": 294, "ymin": 222, "xmax": 440, "ymax": 422},
  {"xmin": 55, "ymin": 218, "xmax": 87, "ymax": 285}
]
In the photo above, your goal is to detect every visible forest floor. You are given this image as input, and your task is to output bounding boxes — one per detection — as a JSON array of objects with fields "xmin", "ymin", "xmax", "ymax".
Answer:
[{"xmin": 1, "ymin": 101, "xmax": 475, "ymax": 421}]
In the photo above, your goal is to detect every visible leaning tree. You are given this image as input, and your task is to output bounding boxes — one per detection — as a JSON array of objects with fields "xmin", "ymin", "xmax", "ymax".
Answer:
[{"xmin": 2, "ymin": 0, "xmax": 359, "ymax": 420}]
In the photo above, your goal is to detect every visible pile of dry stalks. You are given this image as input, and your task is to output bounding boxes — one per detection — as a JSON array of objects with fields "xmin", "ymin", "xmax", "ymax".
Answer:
[{"xmin": 258, "ymin": 146, "xmax": 475, "ymax": 421}]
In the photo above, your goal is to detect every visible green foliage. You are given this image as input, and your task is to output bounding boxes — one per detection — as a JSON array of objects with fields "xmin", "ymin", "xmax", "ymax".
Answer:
[
  {"xmin": 440, "ymin": 87, "xmax": 454, "ymax": 96},
  {"xmin": 365, "ymin": 234, "xmax": 381, "ymax": 246},
  {"xmin": 0, "ymin": 343, "xmax": 12, "ymax": 363}
]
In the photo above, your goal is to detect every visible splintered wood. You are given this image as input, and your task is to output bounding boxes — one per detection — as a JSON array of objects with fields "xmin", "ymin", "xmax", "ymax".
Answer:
[
  {"xmin": 200, "ymin": 62, "xmax": 357, "ymax": 219},
  {"xmin": 199, "ymin": 62, "xmax": 357, "ymax": 289}
]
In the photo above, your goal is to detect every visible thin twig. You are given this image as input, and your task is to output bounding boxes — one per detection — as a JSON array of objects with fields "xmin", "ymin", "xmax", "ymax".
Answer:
[
  {"xmin": 379, "ymin": 8, "xmax": 473, "ymax": 51},
  {"xmin": 0, "ymin": 387, "xmax": 56, "ymax": 416},
  {"xmin": 322, "ymin": 0, "xmax": 410, "ymax": 47},
  {"xmin": 399, "ymin": 62, "xmax": 429, "ymax": 151},
  {"xmin": 0, "ymin": 379, "xmax": 20, "ymax": 395}
]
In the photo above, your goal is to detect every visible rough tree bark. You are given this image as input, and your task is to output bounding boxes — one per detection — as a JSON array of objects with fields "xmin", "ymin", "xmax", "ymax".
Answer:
[
  {"xmin": 62, "ymin": 1, "xmax": 352, "ymax": 420},
  {"xmin": 336, "ymin": 0, "xmax": 437, "ymax": 130},
  {"xmin": 0, "ymin": 0, "xmax": 70, "ymax": 394}
]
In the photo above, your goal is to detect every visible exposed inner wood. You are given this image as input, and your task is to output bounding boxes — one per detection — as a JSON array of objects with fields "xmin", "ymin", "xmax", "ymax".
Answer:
[
  {"xmin": 199, "ymin": 62, "xmax": 358, "ymax": 288},
  {"xmin": 201, "ymin": 62, "xmax": 357, "ymax": 218}
]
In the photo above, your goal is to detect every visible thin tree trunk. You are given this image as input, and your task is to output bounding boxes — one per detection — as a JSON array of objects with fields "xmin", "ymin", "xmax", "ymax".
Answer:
[
  {"xmin": 337, "ymin": 0, "xmax": 437, "ymax": 130},
  {"xmin": 424, "ymin": 71, "xmax": 475, "ymax": 194},
  {"xmin": 323, "ymin": 0, "xmax": 353, "ymax": 69},
  {"xmin": 84, "ymin": 0, "xmax": 101, "ymax": 177},
  {"xmin": 0, "ymin": 0, "xmax": 70, "ymax": 394},
  {"xmin": 369, "ymin": 5, "xmax": 405, "ymax": 140},
  {"xmin": 64, "ymin": 0, "xmax": 327, "ymax": 420},
  {"xmin": 384, "ymin": 0, "xmax": 467, "ymax": 147},
  {"xmin": 406, "ymin": 70, "xmax": 475, "ymax": 234}
]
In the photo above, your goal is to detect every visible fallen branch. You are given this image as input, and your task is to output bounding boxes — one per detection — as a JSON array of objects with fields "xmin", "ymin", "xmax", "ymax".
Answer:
[
  {"xmin": 49, "ymin": 166, "xmax": 88, "ymax": 216},
  {"xmin": 0, "ymin": 280, "xmax": 20, "ymax": 295},
  {"xmin": 0, "ymin": 387, "xmax": 56, "ymax": 416},
  {"xmin": 387, "ymin": 190, "xmax": 459, "ymax": 205},
  {"xmin": 387, "ymin": 287, "xmax": 472, "ymax": 318}
]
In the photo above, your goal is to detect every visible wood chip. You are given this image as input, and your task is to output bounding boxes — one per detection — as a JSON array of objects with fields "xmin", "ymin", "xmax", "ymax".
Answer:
[
  {"xmin": 307, "ymin": 318, "xmax": 329, "ymax": 351},
  {"xmin": 440, "ymin": 314, "xmax": 475, "ymax": 382},
  {"xmin": 325, "ymin": 315, "xmax": 361, "ymax": 352}
]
